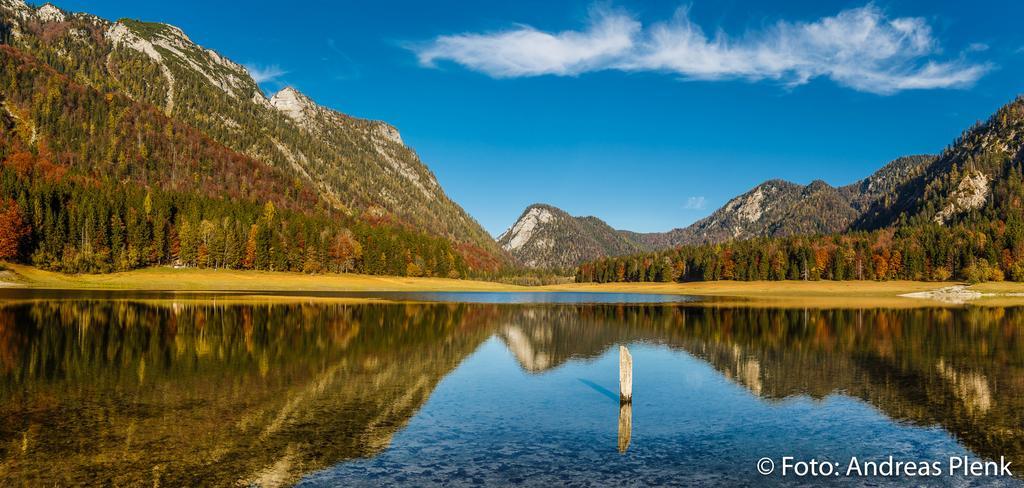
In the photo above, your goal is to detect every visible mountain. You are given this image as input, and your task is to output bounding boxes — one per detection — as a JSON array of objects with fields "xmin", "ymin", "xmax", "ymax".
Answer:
[
  {"xmin": 575, "ymin": 95, "xmax": 1024, "ymax": 283},
  {"xmin": 637, "ymin": 155, "xmax": 934, "ymax": 248},
  {"xmin": 616, "ymin": 94, "xmax": 1024, "ymax": 255},
  {"xmin": 0, "ymin": 37, "xmax": 477, "ymax": 277},
  {"xmin": 635, "ymin": 179, "xmax": 857, "ymax": 248},
  {"xmin": 500, "ymin": 96, "xmax": 1023, "ymax": 273},
  {"xmin": 500, "ymin": 156, "xmax": 932, "ymax": 269},
  {"xmin": 0, "ymin": 0, "xmax": 505, "ymax": 270},
  {"xmin": 496, "ymin": 204, "xmax": 647, "ymax": 269},
  {"xmin": 853, "ymin": 98, "xmax": 1024, "ymax": 230},
  {"xmin": 844, "ymin": 155, "xmax": 933, "ymax": 212}
]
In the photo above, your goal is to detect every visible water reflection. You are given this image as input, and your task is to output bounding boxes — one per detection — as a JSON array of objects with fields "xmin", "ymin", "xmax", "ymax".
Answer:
[
  {"xmin": 0, "ymin": 300, "xmax": 493, "ymax": 486},
  {"xmin": 617, "ymin": 402, "xmax": 632, "ymax": 454},
  {"xmin": 495, "ymin": 305, "xmax": 1024, "ymax": 468},
  {"xmin": 0, "ymin": 297, "xmax": 1021, "ymax": 485}
]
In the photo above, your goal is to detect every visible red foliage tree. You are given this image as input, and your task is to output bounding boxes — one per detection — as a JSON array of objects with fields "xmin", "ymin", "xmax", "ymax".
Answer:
[
  {"xmin": 0, "ymin": 200, "xmax": 30, "ymax": 261},
  {"xmin": 2, "ymin": 152, "xmax": 33, "ymax": 177}
]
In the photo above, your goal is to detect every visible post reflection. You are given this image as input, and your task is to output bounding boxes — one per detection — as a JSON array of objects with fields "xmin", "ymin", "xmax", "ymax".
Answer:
[{"xmin": 618, "ymin": 401, "xmax": 632, "ymax": 454}]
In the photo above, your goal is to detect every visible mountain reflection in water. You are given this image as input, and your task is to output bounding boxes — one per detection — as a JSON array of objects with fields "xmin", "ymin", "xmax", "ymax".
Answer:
[{"xmin": 0, "ymin": 297, "xmax": 1021, "ymax": 486}]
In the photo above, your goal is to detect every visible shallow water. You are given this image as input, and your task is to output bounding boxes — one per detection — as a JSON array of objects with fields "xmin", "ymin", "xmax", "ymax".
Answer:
[{"xmin": 0, "ymin": 291, "xmax": 1021, "ymax": 486}]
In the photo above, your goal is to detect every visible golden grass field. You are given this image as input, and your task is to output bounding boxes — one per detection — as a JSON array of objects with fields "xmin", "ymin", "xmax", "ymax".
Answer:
[
  {"xmin": 4, "ymin": 263, "xmax": 1024, "ymax": 306},
  {"xmin": 0, "ymin": 263, "xmax": 526, "ymax": 292}
]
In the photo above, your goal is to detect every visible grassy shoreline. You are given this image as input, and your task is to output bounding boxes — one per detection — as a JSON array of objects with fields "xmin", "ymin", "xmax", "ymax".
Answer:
[
  {"xmin": 0, "ymin": 263, "xmax": 528, "ymax": 292},
  {"xmin": 5, "ymin": 263, "xmax": 1024, "ymax": 305}
]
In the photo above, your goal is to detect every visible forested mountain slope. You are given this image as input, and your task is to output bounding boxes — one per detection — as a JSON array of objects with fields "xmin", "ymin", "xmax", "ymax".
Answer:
[
  {"xmin": 854, "ymin": 99, "xmax": 1024, "ymax": 230},
  {"xmin": 0, "ymin": 0, "xmax": 504, "ymax": 270},
  {"xmin": 0, "ymin": 43, "xmax": 471, "ymax": 276}
]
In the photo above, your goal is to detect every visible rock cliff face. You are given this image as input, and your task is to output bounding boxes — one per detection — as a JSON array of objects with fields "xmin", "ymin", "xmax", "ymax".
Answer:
[
  {"xmin": 932, "ymin": 171, "xmax": 989, "ymax": 224},
  {"xmin": 269, "ymin": 87, "xmax": 315, "ymax": 125}
]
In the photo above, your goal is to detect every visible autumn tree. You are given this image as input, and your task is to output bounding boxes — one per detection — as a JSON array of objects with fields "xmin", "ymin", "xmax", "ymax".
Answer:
[
  {"xmin": 330, "ymin": 229, "xmax": 362, "ymax": 273},
  {"xmin": 242, "ymin": 224, "xmax": 259, "ymax": 269},
  {"xmin": 0, "ymin": 199, "xmax": 30, "ymax": 260}
]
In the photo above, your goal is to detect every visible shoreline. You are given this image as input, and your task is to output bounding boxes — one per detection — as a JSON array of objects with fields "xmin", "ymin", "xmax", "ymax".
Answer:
[{"xmin": 4, "ymin": 263, "xmax": 1024, "ymax": 305}]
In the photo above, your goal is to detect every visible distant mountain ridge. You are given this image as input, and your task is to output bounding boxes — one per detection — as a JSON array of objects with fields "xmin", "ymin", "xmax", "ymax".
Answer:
[
  {"xmin": 637, "ymin": 155, "xmax": 934, "ymax": 248},
  {"xmin": 499, "ymin": 155, "xmax": 934, "ymax": 269}
]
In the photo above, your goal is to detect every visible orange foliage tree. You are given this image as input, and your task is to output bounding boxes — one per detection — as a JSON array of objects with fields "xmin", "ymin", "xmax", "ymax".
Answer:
[{"xmin": 0, "ymin": 200, "xmax": 30, "ymax": 260}]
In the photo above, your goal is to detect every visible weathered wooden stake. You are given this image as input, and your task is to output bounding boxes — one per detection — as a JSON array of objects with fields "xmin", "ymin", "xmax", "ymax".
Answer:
[{"xmin": 619, "ymin": 345, "xmax": 632, "ymax": 403}]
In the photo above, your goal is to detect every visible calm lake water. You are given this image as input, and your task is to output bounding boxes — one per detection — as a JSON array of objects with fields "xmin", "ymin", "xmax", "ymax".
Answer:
[{"xmin": 0, "ymin": 291, "xmax": 1022, "ymax": 486}]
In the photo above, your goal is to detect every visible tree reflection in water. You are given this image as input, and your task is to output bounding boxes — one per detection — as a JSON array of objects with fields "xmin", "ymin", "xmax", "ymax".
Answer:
[{"xmin": 0, "ymin": 299, "xmax": 1020, "ymax": 485}]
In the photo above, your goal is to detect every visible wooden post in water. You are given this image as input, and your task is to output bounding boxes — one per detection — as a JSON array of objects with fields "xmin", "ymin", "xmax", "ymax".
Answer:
[
  {"xmin": 618, "ymin": 345, "xmax": 633, "ymax": 453},
  {"xmin": 619, "ymin": 346, "xmax": 632, "ymax": 403}
]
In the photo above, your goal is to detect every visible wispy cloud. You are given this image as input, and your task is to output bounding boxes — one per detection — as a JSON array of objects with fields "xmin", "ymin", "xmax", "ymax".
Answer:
[
  {"xmin": 244, "ymin": 63, "xmax": 288, "ymax": 84},
  {"xmin": 412, "ymin": 5, "xmax": 991, "ymax": 94},
  {"xmin": 415, "ymin": 8, "xmax": 639, "ymax": 77},
  {"xmin": 683, "ymin": 196, "xmax": 706, "ymax": 210}
]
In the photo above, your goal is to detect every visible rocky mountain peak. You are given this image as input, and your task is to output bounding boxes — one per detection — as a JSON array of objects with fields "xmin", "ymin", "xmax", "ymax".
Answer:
[
  {"xmin": 270, "ymin": 87, "xmax": 320, "ymax": 124},
  {"xmin": 805, "ymin": 179, "xmax": 833, "ymax": 191},
  {"xmin": 268, "ymin": 87, "xmax": 404, "ymax": 147},
  {"xmin": 565, "ymin": 156, "xmax": 935, "ymax": 257},
  {"xmin": 374, "ymin": 122, "xmax": 404, "ymax": 146},
  {"xmin": 719, "ymin": 180, "xmax": 800, "ymax": 226},
  {"xmin": 498, "ymin": 204, "xmax": 560, "ymax": 252},
  {"xmin": 497, "ymin": 204, "xmax": 645, "ymax": 269},
  {"xmin": 35, "ymin": 3, "xmax": 64, "ymax": 22}
]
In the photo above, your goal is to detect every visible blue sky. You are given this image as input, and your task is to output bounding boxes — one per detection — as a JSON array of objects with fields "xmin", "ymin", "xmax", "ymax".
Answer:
[{"xmin": 56, "ymin": 0, "xmax": 1024, "ymax": 235}]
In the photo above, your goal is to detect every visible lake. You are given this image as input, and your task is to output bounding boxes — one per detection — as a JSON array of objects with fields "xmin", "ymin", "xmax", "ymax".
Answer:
[{"xmin": 0, "ymin": 291, "xmax": 1021, "ymax": 486}]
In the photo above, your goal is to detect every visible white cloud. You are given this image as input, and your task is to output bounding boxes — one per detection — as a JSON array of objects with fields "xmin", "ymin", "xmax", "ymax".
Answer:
[
  {"xmin": 244, "ymin": 63, "xmax": 287, "ymax": 84},
  {"xmin": 412, "ymin": 5, "xmax": 990, "ymax": 94},
  {"xmin": 415, "ymin": 7, "xmax": 639, "ymax": 77},
  {"xmin": 684, "ymin": 196, "xmax": 706, "ymax": 210}
]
